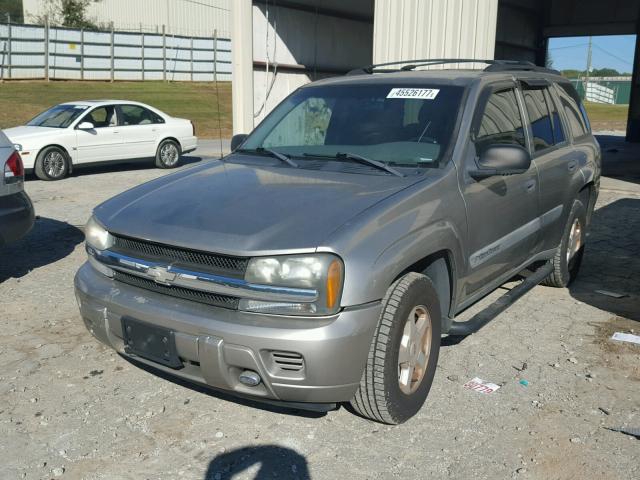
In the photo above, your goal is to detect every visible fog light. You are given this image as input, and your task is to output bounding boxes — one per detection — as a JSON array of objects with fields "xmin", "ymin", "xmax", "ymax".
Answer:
[{"xmin": 238, "ymin": 370, "xmax": 261, "ymax": 387}]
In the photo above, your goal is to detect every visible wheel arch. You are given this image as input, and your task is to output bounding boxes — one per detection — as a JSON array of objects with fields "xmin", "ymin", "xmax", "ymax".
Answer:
[
  {"xmin": 38, "ymin": 144, "xmax": 74, "ymax": 173},
  {"xmin": 394, "ymin": 250, "xmax": 456, "ymax": 331},
  {"xmin": 578, "ymin": 181, "xmax": 597, "ymax": 227},
  {"xmin": 158, "ymin": 136, "xmax": 182, "ymax": 152}
]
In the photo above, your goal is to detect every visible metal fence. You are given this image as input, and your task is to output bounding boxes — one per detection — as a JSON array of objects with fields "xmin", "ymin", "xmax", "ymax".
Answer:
[
  {"xmin": 570, "ymin": 77, "xmax": 631, "ymax": 105},
  {"xmin": 0, "ymin": 22, "xmax": 231, "ymax": 82}
]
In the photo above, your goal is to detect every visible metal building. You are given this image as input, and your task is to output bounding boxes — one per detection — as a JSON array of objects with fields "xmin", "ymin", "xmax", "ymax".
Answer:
[
  {"xmin": 22, "ymin": 0, "xmax": 231, "ymax": 38},
  {"xmin": 231, "ymin": 0, "xmax": 640, "ymax": 142}
]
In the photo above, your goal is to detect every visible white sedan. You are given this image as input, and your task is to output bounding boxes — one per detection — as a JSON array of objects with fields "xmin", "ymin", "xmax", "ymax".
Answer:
[{"xmin": 3, "ymin": 100, "xmax": 198, "ymax": 180}]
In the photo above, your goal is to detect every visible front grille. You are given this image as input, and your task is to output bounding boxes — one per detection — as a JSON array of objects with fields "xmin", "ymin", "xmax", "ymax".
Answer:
[
  {"xmin": 271, "ymin": 351, "xmax": 305, "ymax": 372},
  {"xmin": 114, "ymin": 271, "xmax": 239, "ymax": 310},
  {"xmin": 112, "ymin": 235, "xmax": 248, "ymax": 278}
]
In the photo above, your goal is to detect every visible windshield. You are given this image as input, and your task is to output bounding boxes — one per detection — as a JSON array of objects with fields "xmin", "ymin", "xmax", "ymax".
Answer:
[
  {"xmin": 27, "ymin": 104, "xmax": 89, "ymax": 128},
  {"xmin": 241, "ymin": 84, "xmax": 465, "ymax": 167}
]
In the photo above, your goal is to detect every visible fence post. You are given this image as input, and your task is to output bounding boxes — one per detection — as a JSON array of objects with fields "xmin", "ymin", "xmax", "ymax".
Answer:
[
  {"xmin": 7, "ymin": 15, "xmax": 11, "ymax": 79},
  {"xmin": 213, "ymin": 29, "xmax": 217, "ymax": 83},
  {"xmin": 80, "ymin": 28, "xmax": 84, "ymax": 80},
  {"xmin": 162, "ymin": 24, "xmax": 166, "ymax": 82},
  {"xmin": 190, "ymin": 36, "xmax": 194, "ymax": 82},
  {"xmin": 141, "ymin": 31, "xmax": 145, "ymax": 81},
  {"xmin": 44, "ymin": 15, "xmax": 49, "ymax": 81},
  {"xmin": 110, "ymin": 22, "xmax": 114, "ymax": 82}
]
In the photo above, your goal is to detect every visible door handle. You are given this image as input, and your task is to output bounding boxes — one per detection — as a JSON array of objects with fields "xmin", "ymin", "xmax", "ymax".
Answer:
[
  {"xmin": 525, "ymin": 179, "xmax": 536, "ymax": 192},
  {"xmin": 568, "ymin": 160, "xmax": 577, "ymax": 172}
]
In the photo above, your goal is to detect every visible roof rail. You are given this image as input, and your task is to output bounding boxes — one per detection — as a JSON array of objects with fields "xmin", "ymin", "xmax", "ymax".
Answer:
[{"xmin": 346, "ymin": 59, "xmax": 560, "ymax": 76}]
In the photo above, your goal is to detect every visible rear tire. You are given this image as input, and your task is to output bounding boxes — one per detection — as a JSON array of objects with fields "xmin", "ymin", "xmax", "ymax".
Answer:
[
  {"xmin": 542, "ymin": 198, "xmax": 587, "ymax": 288},
  {"xmin": 350, "ymin": 272, "xmax": 441, "ymax": 424},
  {"xmin": 34, "ymin": 146, "xmax": 70, "ymax": 181},
  {"xmin": 155, "ymin": 139, "xmax": 181, "ymax": 169}
]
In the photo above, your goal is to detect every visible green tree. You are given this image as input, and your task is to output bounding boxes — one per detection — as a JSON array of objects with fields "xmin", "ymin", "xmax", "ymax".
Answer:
[
  {"xmin": 0, "ymin": 0, "xmax": 24, "ymax": 23},
  {"xmin": 590, "ymin": 67, "xmax": 621, "ymax": 77},
  {"xmin": 59, "ymin": 0, "xmax": 94, "ymax": 28},
  {"xmin": 30, "ymin": 0, "xmax": 99, "ymax": 29}
]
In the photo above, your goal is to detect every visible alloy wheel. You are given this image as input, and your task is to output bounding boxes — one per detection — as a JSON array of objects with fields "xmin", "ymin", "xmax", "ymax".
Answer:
[{"xmin": 398, "ymin": 305, "xmax": 432, "ymax": 395}]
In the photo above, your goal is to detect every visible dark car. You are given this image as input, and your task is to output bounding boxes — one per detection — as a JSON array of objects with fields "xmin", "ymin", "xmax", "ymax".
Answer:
[
  {"xmin": 0, "ymin": 130, "xmax": 34, "ymax": 247},
  {"xmin": 75, "ymin": 60, "xmax": 600, "ymax": 424}
]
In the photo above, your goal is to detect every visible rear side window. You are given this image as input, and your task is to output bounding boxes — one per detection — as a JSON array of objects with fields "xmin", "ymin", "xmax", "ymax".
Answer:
[
  {"xmin": 555, "ymin": 83, "xmax": 589, "ymax": 138},
  {"xmin": 475, "ymin": 88, "xmax": 526, "ymax": 152},
  {"xmin": 522, "ymin": 87, "xmax": 554, "ymax": 152},
  {"xmin": 545, "ymin": 89, "xmax": 566, "ymax": 144},
  {"xmin": 119, "ymin": 105, "xmax": 163, "ymax": 126}
]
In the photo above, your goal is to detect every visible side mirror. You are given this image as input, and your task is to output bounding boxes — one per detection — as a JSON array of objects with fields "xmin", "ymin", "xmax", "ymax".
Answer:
[
  {"xmin": 231, "ymin": 133, "xmax": 248, "ymax": 151},
  {"xmin": 77, "ymin": 121, "xmax": 95, "ymax": 130},
  {"xmin": 470, "ymin": 145, "xmax": 531, "ymax": 179}
]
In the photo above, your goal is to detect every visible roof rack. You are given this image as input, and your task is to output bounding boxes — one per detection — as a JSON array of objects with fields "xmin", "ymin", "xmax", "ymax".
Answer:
[{"xmin": 346, "ymin": 59, "xmax": 560, "ymax": 76}]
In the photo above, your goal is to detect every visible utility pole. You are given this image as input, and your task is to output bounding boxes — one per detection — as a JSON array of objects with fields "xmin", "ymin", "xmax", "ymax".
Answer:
[{"xmin": 584, "ymin": 36, "xmax": 592, "ymax": 101}]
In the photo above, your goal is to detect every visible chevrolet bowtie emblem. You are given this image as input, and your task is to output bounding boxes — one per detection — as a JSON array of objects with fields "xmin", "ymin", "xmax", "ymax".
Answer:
[{"xmin": 147, "ymin": 266, "xmax": 176, "ymax": 285}]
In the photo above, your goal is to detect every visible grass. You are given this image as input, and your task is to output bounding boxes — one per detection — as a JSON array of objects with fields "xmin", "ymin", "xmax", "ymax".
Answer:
[
  {"xmin": 0, "ymin": 81, "xmax": 628, "ymax": 136},
  {"xmin": 0, "ymin": 80, "xmax": 232, "ymax": 138},
  {"xmin": 583, "ymin": 102, "xmax": 629, "ymax": 132}
]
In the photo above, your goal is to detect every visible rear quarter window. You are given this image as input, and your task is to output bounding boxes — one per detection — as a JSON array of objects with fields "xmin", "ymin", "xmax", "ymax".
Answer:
[{"xmin": 555, "ymin": 83, "xmax": 590, "ymax": 138}]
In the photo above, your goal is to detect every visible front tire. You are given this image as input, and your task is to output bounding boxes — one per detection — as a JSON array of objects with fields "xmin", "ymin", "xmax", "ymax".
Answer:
[
  {"xmin": 34, "ymin": 146, "xmax": 70, "ymax": 181},
  {"xmin": 155, "ymin": 139, "xmax": 181, "ymax": 169},
  {"xmin": 543, "ymin": 198, "xmax": 587, "ymax": 288},
  {"xmin": 350, "ymin": 272, "xmax": 441, "ymax": 424}
]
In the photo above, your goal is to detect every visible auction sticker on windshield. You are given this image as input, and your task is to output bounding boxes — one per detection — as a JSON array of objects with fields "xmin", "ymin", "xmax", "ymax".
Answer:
[{"xmin": 387, "ymin": 88, "xmax": 440, "ymax": 99}]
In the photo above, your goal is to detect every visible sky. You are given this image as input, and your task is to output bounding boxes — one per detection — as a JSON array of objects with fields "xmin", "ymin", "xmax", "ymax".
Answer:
[{"xmin": 547, "ymin": 35, "xmax": 636, "ymax": 74}]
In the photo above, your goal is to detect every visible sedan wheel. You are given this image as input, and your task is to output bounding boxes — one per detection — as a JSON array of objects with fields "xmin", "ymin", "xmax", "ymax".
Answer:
[
  {"xmin": 156, "ymin": 140, "xmax": 181, "ymax": 169},
  {"xmin": 34, "ymin": 146, "xmax": 70, "ymax": 181}
]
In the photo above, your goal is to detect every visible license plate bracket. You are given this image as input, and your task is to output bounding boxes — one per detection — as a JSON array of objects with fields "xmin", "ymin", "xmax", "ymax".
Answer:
[{"xmin": 122, "ymin": 317, "xmax": 183, "ymax": 369}]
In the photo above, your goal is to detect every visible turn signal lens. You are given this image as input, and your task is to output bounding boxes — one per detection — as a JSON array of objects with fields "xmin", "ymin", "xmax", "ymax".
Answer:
[{"xmin": 326, "ymin": 259, "xmax": 343, "ymax": 310}]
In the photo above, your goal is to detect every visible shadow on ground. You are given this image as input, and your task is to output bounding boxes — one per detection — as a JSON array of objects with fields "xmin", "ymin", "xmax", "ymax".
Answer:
[
  {"xmin": 26, "ymin": 155, "xmax": 206, "ymax": 181},
  {"xmin": 569, "ymin": 198, "xmax": 640, "ymax": 321},
  {"xmin": 0, "ymin": 217, "xmax": 84, "ymax": 282},
  {"xmin": 122, "ymin": 355, "xmax": 331, "ymax": 420},
  {"xmin": 597, "ymin": 135, "xmax": 640, "ymax": 184},
  {"xmin": 204, "ymin": 445, "xmax": 310, "ymax": 480}
]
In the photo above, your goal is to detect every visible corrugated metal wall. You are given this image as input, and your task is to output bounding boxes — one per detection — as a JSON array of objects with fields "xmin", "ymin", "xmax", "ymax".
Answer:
[
  {"xmin": 373, "ymin": 0, "xmax": 498, "ymax": 68},
  {"xmin": 22, "ymin": 0, "xmax": 231, "ymax": 38},
  {"xmin": 250, "ymin": 3, "xmax": 373, "ymax": 125},
  {"xmin": 0, "ymin": 23, "xmax": 231, "ymax": 81}
]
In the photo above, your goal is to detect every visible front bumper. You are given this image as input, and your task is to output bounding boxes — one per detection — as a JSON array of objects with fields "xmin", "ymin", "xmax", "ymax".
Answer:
[
  {"xmin": 0, "ymin": 190, "xmax": 35, "ymax": 246},
  {"xmin": 74, "ymin": 262, "xmax": 381, "ymax": 404}
]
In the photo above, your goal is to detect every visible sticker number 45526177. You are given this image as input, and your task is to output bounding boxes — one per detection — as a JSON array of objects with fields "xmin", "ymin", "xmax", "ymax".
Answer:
[{"xmin": 387, "ymin": 88, "xmax": 440, "ymax": 99}]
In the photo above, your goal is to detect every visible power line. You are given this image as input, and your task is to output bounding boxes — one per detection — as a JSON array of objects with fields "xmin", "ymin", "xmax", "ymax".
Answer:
[
  {"xmin": 592, "ymin": 44, "xmax": 633, "ymax": 66},
  {"xmin": 174, "ymin": 0, "xmax": 230, "ymax": 12},
  {"xmin": 548, "ymin": 43, "xmax": 589, "ymax": 50}
]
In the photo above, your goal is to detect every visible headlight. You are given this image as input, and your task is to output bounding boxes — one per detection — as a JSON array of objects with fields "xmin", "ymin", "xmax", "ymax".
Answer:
[
  {"xmin": 241, "ymin": 254, "xmax": 344, "ymax": 316},
  {"xmin": 84, "ymin": 215, "xmax": 114, "ymax": 251}
]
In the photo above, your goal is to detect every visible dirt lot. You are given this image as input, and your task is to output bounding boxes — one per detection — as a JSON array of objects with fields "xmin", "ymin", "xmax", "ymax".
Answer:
[{"xmin": 1, "ymin": 150, "xmax": 639, "ymax": 480}]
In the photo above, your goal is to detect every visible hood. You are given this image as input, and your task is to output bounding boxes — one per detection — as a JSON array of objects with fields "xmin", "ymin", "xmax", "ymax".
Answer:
[
  {"xmin": 3, "ymin": 126, "xmax": 61, "ymax": 142},
  {"xmin": 95, "ymin": 160, "xmax": 426, "ymax": 255}
]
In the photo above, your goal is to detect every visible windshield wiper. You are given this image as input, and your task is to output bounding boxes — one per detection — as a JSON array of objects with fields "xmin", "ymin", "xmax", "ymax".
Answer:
[
  {"xmin": 303, "ymin": 152, "xmax": 404, "ymax": 177},
  {"xmin": 236, "ymin": 147, "xmax": 298, "ymax": 168}
]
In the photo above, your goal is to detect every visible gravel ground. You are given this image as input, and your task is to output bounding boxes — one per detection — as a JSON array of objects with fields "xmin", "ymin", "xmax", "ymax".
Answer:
[{"xmin": 1, "ymin": 151, "xmax": 639, "ymax": 480}]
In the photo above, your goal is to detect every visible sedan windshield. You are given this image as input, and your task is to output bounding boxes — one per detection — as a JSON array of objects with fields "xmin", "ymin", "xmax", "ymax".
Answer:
[
  {"xmin": 241, "ymin": 84, "xmax": 465, "ymax": 168},
  {"xmin": 27, "ymin": 104, "xmax": 89, "ymax": 128}
]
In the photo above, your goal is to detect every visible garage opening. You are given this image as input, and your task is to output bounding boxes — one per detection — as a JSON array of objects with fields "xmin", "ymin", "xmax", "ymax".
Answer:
[{"xmin": 547, "ymin": 34, "xmax": 636, "ymax": 133}]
